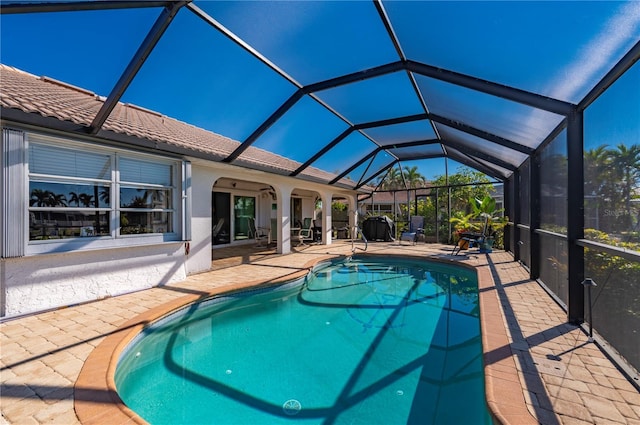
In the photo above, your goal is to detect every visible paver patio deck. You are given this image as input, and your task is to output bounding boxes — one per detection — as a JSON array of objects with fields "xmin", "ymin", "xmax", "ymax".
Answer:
[{"xmin": 1, "ymin": 241, "xmax": 639, "ymax": 424}]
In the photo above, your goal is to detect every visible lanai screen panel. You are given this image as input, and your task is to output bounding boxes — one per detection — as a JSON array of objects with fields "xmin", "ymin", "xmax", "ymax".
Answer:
[
  {"xmin": 587, "ymin": 254, "xmax": 640, "ymax": 373},
  {"xmin": 464, "ymin": 156, "xmax": 513, "ymax": 180},
  {"xmin": 540, "ymin": 130, "xmax": 568, "ymax": 233},
  {"xmin": 362, "ymin": 119, "xmax": 437, "ymax": 147},
  {"xmin": 348, "ymin": 151, "xmax": 395, "ymax": 187},
  {"xmin": 437, "ymin": 126, "xmax": 529, "ymax": 169},
  {"xmin": 2, "ymin": 0, "xmax": 639, "ymax": 192},
  {"xmin": 125, "ymin": 7, "xmax": 296, "ymax": 142},
  {"xmin": 444, "ymin": 147, "xmax": 511, "ymax": 180},
  {"xmin": 1, "ymin": 7, "xmax": 156, "ymax": 96},
  {"xmin": 414, "ymin": 75, "xmax": 565, "ymax": 150},
  {"xmin": 313, "ymin": 72, "xmax": 425, "ymax": 124},
  {"xmin": 519, "ymin": 159, "xmax": 532, "ymax": 226},
  {"xmin": 197, "ymin": 1, "xmax": 398, "ymax": 85},
  {"xmin": 249, "ymin": 96, "xmax": 349, "ymax": 164},
  {"xmin": 384, "ymin": 1, "xmax": 640, "ymax": 104},
  {"xmin": 403, "ymin": 158, "xmax": 450, "ymax": 182},
  {"xmin": 444, "ymin": 159, "xmax": 493, "ymax": 180},
  {"xmin": 312, "ymin": 132, "xmax": 379, "ymax": 178},
  {"xmin": 539, "ymin": 233, "xmax": 568, "ymax": 306},
  {"xmin": 390, "ymin": 144, "xmax": 443, "ymax": 161},
  {"xmin": 584, "ymin": 61, "xmax": 640, "ymax": 238},
  {"xmin": 361, "ymin": 151, "xmax": 398, "ymax": 187}
]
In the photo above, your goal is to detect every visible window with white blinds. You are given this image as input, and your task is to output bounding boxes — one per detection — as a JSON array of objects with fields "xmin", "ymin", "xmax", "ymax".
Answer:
[
  {"xmin": 120, "ymin": 157, "xmax": 172, "ymax": 186},
  {"xmin": 29, "ymin": 143, "xmax": 111, "ymax": 180},
  {"xmin": 26, "ymin": 137, "xmax": 180, "ymax": 247}
]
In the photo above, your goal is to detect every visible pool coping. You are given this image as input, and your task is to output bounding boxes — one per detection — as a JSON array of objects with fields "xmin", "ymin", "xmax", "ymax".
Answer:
[{"xmin": 75, "ymin": 252, "xmax": 536, "ymax": 425}]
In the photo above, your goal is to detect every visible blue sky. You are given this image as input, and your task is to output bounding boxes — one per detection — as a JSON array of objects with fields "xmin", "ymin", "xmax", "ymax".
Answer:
[{"xmin": 1, "ymin": 1, "xmax": 639, "ymax": 184}]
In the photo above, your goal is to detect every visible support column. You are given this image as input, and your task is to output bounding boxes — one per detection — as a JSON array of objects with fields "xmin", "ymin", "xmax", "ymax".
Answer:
[
  {"xmin": 347, "ymin": 195, "xmax": 358, "ymax": 239},
  {"xmin": 567, "ymin": 110, "xmax": 585, "ymax": 324},
  {"xmin": 274, "ymin": 185, "xmax": 293, "ymax": 255},
  {"xmin": 321, "ymin": 191, "xmax": 333, "ymax": 245}
]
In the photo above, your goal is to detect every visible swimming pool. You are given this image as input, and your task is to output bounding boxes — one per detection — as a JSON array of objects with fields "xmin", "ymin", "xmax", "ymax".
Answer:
[{"xmin": 115, "ymin": 257, "xmax": 492, "ymax": 424}]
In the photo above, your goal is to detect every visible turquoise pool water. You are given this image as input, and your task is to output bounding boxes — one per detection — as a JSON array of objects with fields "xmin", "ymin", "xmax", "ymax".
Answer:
[{"xmin": 116, "ymin": 257, "xmax": 492, "ymax": 424}]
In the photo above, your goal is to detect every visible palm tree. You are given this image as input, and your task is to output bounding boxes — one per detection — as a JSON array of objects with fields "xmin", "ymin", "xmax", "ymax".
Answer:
[
  {"xmin": 608, "ymin": 144, "xmax": 640, "ymax": 229},
  {"xmin": 585, "ymin": 145, "xmax": 611, "ymax": 196},
  {"xmin": 584, "ymin": 145, "xmax": 613, "ymax": 230},
  {"xmin": 378, "ymin": 166, "xmax": 403, "ymax": 190},
  {"xmin": 402, "ymin": 165, "xmax": 426, "ymax": 189}
]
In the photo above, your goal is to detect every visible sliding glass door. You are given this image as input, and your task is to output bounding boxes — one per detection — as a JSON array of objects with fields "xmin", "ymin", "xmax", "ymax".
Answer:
[{"xmin": 234, "ymin": 196, "xmax": 255, "ymax": 241}]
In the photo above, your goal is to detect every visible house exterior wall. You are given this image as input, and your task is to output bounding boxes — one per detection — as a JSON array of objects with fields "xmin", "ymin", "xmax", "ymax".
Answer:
[
  {"xmin": 1, "ymin": 242, "xmax": 186, "ymax": 317},
  {"xmin": 187, "ymin": 164, "xmax": 215, "ymax": 275},
  {"xmin": 1, "ymin": 126, "xmax": 192, "ymax": 318},
  {"xmin": 0, "ymin": 128, "xmax": 357, "ymax": 318},
  {"xmin": 302, "ymin": 202, "xmax": 316, "ymax": 222}
]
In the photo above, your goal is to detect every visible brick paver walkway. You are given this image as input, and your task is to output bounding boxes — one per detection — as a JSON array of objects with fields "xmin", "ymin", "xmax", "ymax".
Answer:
[{"xmin": 1, "ymin": 242, "xmax": 639, "ymax": 424}]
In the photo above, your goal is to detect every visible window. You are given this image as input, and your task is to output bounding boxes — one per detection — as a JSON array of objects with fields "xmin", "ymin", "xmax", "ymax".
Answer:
[
  {"xmin": 29, "ymin": 143, "xmax": 112, "ymax": 240},
  {"xmin": 27, "ymin": 137, "xmax": 180, "ymax": 246},
  {"xmin": 119, "ymin": 157, "xmax": 174, "ymax": 235}
]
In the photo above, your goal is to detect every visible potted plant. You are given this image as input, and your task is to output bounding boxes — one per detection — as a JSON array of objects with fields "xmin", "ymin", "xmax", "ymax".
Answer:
[
  {"xmin": 450, "ymin": 196, "xmax": 508, "ymax": 253},
  {"xmin": 471, "ymin": 195, "xmax": 508, "ymax": 252}
]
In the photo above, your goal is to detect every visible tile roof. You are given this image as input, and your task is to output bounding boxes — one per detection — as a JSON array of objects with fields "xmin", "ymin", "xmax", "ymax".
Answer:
[{"xmin": 0, "ymin": 64, "xmax": 357, "ymax": 189}]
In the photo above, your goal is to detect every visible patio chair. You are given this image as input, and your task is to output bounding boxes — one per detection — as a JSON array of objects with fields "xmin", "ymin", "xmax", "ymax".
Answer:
[
  {"xmin": 248, "ymin": 217, "xmax": 270, "ymax": 247},
  {"xmin": 297, "ymin": 218, "xmax": 315, "ymax": 246},
  {"xmin": 400, "ymin": 216, "xmax": 424, "ymax": 245},
  {"xmin": 452, "ymin": 232, "xmax": 482, "ymax": 255},
  {"xmin": 212, "ymin": 218, "xmax": 224, "ymax": 238},
  {"xmin": 452, "ymin": 217, "xmax": 489, "ymax": 255}
]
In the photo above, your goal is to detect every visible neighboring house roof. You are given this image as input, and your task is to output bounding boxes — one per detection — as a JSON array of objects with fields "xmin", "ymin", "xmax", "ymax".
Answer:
[
  {"xmin": 0, "ymin": 64, "xmax": 360, "ymax": 190},
  {"xmin": 359, "ymin": 188, "xmax": 432, "ymax": 204}
]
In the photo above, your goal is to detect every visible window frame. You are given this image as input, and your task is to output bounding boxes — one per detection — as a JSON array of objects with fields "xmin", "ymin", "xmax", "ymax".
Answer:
[{"xmin": 25, "ymin": 133, "xmax": 184, "ymax": 255}]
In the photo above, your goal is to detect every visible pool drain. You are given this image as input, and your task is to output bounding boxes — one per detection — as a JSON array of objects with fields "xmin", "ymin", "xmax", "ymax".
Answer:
[{"xmin": 282, "ymin": 399, "xmax": 302, "ymax": 416}]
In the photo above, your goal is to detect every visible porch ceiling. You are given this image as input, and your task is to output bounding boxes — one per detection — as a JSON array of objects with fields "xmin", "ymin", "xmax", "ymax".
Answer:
[{"xmin": 1, "ymin": 1, "xmax": 639, "ymax": 192}]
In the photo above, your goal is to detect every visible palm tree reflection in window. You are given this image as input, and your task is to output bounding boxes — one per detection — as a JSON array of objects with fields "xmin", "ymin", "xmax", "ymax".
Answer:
[
  {"xmin": 120, "ymin": 188, "xmax": 170, "ymax": 234},
  {"xmin": 30, "ymin": 189, "xmax": 68, "ymax": 239},
  {"xmin": 30, "ymin": 189, "xmax": 67, "ymax": 208}
]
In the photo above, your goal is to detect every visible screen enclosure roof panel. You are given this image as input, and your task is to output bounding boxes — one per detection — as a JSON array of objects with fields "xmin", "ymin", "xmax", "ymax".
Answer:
[{"xmin": 1, "ymin": 0, "xmax": 638, "ymax": 191}]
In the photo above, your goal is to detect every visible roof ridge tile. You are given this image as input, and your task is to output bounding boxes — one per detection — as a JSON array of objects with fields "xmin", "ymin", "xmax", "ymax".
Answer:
[
  {"xmin": 123, "ymin": 102, "xmax": 163, "ymax": 117},
  {"xmin": 40, "ymin": 75, "xmax": 95, "ymax": 96},
  {"xmin": 0, "ymin": 63, "xmax": 38, "ymax": 79}
]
